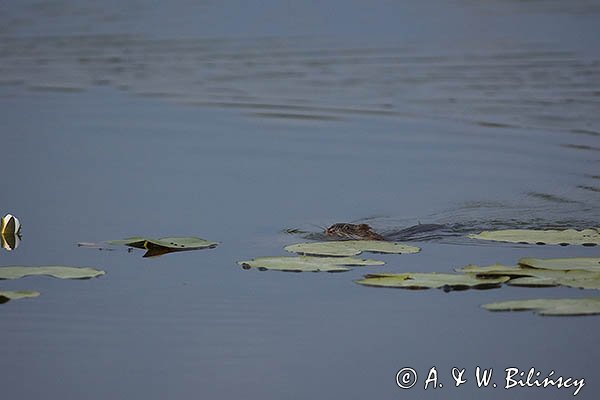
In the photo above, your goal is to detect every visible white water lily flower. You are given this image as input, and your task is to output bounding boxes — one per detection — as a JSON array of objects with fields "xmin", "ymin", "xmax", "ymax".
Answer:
[
  {"xmin": 1, "ymin": 214, "xmax": 21, "ymax": 235},
  {"xmin": 1, "ymin": 232, "xmax": 19, "ymax": 251}
]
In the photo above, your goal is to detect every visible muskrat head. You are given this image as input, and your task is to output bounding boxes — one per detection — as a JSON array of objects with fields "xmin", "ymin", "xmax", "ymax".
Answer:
[{"xmin": 324, "ymin": 223, "xmax": 384, "ymax": 241}]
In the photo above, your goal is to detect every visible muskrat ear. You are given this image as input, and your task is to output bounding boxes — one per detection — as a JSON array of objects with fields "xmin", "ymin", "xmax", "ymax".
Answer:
[{"xmin": 359, "ymin": 224, "xmax": 369, "ymax": 229}]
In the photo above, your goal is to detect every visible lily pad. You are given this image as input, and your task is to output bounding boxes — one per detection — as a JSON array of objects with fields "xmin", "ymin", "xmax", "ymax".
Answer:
[
  {"xmin": 459, "ymin": 264, "xmax": 595, "ymax": 278},
  {"xmin": 459, "ymin": 263, "xmax": 600, "ymax": 289},
  {"xmin": 508, "ymin": 274, "xmax": 600, "ymax": 289},
  {"xmin": 458, "ymin": 264, "xmax": 537, "ymax": 277},
  {"xmin": 0, "ymin": 290, "xmax": 40, "ymax": 303},
  {"xmin": 355, "ymin": 272, "xmax": 509, "ymax": 291},
  {"xmin": 238, "ymin": 256, "xmax": 384, "ymax": 272},
  {"xmin": 482, "ymin": 298, "xmax": 600, "ymax": 316},
  {"xmin": 0, "ymin": 266, "xmax": 105, "ymax": 280},
  {"xmin": 467, "ymin": 228, "xmax": 600, "ymax": 246},
  {"xmin": 518, "ymin": 257, "xmax": 600, "ymax": 272},
  {"xmin": 77, "ymin": 242, "xmax": 115, "ymax": 251},
  {"xmin": 284, "ymin": 240, "xmax": 420, "ymax": 257},
  {"xmin": 506, "ymin": 276, "xmax": 560, "ymax": 287},
  {"xmin": 106, "ymin": 236, "xmax": 218, "ymax": 257}
]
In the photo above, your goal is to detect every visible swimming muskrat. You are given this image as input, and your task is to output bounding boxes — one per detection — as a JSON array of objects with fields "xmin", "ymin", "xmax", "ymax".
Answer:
[
  {"xmin": 324, "ymin": 223, "xmax": 385, "ymax": 241},
  {"xmin": 324, "ymin": 222, "xmax": 448, "ymax": 241}
]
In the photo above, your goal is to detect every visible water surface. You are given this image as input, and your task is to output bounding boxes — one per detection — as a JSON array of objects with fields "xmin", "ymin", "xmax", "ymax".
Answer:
[{"xmin": 1, "ymin": 1, "xmax": 599, "ymax": 399}]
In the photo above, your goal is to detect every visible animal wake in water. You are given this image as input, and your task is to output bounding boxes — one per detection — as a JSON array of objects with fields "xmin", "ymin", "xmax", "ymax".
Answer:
[{"xmin": 321, "ymin": 222, "xmax": 452, "ymax": 242}]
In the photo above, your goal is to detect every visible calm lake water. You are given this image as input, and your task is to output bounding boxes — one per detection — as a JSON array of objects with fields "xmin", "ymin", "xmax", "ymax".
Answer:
[{"xmin": 1, "ymin": 1, "xmax": 599, "ymax": 399}]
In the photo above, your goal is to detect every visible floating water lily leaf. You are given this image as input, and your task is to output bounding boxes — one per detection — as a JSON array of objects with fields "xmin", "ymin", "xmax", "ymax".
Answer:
[
  {"xmin": 459, "ymin": 263, "xmax": 600, "ymax": 289},
  {"xmin": 77, "ymin": 242, "xmax": 115, "ymax": 251},
  {"xmin": 106, "ymin": 236, "xmax": 218, "ymax": 257},
  {"xmin": 284, "ymin": 240, "xmax": 420, "ymax": 257},
  {"xmin": 106, "ymin": 236, "xmax": 148, "ymax": 248},
  {"xmin": 0, "ymin": 266, "xmax": 105, "ymax": 280},
  {"xmin": 238, "ymin": 256, "xmax": 384, "ymax": 272},
  {"xmin": 0, "ymin": 290, "xmax": 40, "ymax": 304},
  {"xmin": 508, "ymin": 274, "xmax": 600, "ymax": 289},
  {"xmin": 467, "ymin": 228, "xmax": 600, "ymax": 246},
  {"xmin": 458, "ymin": 264, "xmax": 536, "ymax": 277},
  {"xmin": 107, "ymin": 236, "xmax": 218, "ymax": 249},
  {"xmin": 506, "ymin": 276, "xmax": 559, "ymax": 287},
  {"xmin": 482, "ymin": 298, "xmax": 600, "ymax": 316},
  {"xmin": 458, "ymin": 264, "xmax": 589, "ymax": 278},
  {"xmin": 518, "ymin": 257, "xmax": 600, "ymax": 272},
  {"xmin": 355, "ymin": 273, "xmax": 509, "ymax": 291}
]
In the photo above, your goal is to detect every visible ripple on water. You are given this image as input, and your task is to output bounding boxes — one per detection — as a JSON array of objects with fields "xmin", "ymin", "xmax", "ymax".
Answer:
[{"xmin": 0, "ymin": 35, "xmax": 599, "ymax": 132}]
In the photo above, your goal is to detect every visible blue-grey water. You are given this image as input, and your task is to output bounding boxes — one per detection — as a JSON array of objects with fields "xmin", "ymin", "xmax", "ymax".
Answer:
[{"xmin": 1, "ymin": 1, "xmax": 599, "ymax": 399}]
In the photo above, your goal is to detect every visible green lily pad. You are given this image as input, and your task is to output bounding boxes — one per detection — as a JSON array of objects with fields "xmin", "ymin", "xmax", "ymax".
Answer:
[
  {"xmin": 459, "ymin": 263, "xmax": 600, "ymax": 289},
  {"xmin": 458, "ymin": 264, "xmax": 537, "ymax": 277},
  {"xmin": 0, "ymin": 290, "xmax": 40, "ymax": 303},
  {"xmin": 482, "ymin": 298, "xmax": 600, "ymax": 316},
  {"xmin": 0, "ymin": 266, "xmax": 105, "ymax": 280},
  {"xmin": 459, "ymin": 264, "xmax": 595, "ymax": 278},
  {"xmin": 107, "ymin": 236, "xmax": 218, "ymax": 257},
  {"xmin": 508, "ymin": 274, "xmax": 600, "ymax": 289},
  {"xmin": 355, "ymin": 272, "xmax": 509, "ymax": 291},
  {"xmin": 284, "ymin": 240, "xmax": 420, "ymax": 257},
  {"xmin": 506, "ymin": 276, "xmax": 559, "ymax": 287},
  {"xmin": 77, "ymin": 242, "xmax": 115, "ymax": 251},
  {"xmin": 238, "ymin": 256, "xmax": 384, "ymax": 272},
  {"xmin": 518, "ymin": 257, "xmax": 600, "ymax": 272},
  {"xmin": 467, "ymin": 228, "xmax": 600, "ymax": 246}
]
